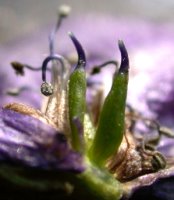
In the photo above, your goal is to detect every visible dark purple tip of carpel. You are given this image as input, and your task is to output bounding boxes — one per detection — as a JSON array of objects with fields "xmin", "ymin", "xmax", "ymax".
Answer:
[
  {"xmin": 118, "ymin": 40, "xmax": 129, "ymax": 74},
  {"xmin": 68, "ymin": 32, "xmax": 86, "ymax": 69}
]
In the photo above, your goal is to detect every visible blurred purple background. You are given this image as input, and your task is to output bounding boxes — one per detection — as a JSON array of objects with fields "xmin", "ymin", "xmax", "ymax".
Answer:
[{"xmin": 1, "ymin": 0, "xmax": 174, "ymax": 44}]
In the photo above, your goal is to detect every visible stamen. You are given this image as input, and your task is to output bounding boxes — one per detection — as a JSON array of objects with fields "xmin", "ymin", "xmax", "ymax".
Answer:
[
  {"xmin": 90, "ymin": 60, "xmax": 118, "ymax": 75},
  {"xmin": 41, "ymin": 5, "xmax": 71, "ymax": 97},
  {"xmin": 41, "ymin": 54, "xmax": 71, "ymax": 130},
  {"xmin": 11, "ymin": 61, "xmax": 46, "ymax": 76},
  {"xmin": 49, "ymin": 5, "xmax": 71, "ymax": 55},
  {"xmin": 41, "ymin": 55, "xmax": 65, "ymax": 96},
  {"xmin": 68, "ymin": 32, "xmax": 86, "ymax": 69}
]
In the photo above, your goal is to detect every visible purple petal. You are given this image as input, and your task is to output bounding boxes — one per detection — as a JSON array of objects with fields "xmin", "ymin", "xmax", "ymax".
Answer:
[
  {"xmin": 122, "ymin": 165, "xmax": 174, "ymax": 200},
  {"xmin": 0, "ymin": 108, "xmax": 84, "ymax": 172}
]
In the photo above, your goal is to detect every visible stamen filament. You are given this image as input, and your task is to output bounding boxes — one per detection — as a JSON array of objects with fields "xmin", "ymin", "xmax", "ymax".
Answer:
[
  {"xmin": 41, "ymin": 55, "xmax": 64, "ymax": 83},
  {"xmin": 40, "ymin": 55, "xmax": 65, "ymax": 96},
  {"xmin": 90, "ymin": 60, "xmax": 118, "ymax": 75},
  {"xmin": 11, "ymin": 61, "xmax": 47, "ymax": 76},
  {"xmin": 49, "ymin": 5, "xmax": 71, "ymax": 55}
]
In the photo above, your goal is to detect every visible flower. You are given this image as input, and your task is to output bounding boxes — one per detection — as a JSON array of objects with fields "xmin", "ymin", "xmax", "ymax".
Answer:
[
  {"xmin": 0, "ymin": 9, "xmax": 126, "ymax": 200},
  {"xmin": 1, "ymin": 8, "xmax": 174, "ymax": 200}
]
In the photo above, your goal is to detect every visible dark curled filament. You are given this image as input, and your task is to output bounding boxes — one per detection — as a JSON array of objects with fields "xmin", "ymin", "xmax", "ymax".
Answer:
[{"xmin": 41, "ymin": 55, "xmax": 65, "ymax": 96}]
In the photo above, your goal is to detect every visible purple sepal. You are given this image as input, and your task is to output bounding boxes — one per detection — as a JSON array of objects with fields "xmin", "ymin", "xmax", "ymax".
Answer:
[{"xmin": 0, "ymin": 108, "xmax": 85, "ymax": 173}]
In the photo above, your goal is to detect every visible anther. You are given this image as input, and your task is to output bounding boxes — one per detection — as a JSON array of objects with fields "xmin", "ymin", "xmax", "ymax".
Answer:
[
  {"xmin": 11, "ymin": 62, "xmax": 25, "ymax": 76},
  {"xmin": 68, "ymin": 32, "xmax": 86, "ymax": 69},
  {"xmin": 58, "ymin": 5, "xmax": 71, "ymax": 17},
  {"xmin": 41, "ymin": 82, "xmax": 54, "ymax": 96}
]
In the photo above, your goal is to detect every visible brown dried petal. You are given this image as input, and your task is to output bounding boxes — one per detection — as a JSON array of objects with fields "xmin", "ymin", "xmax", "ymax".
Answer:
[{"xmin": 4, "ymin": 103, "xmax": 57, "ymax": 129}]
